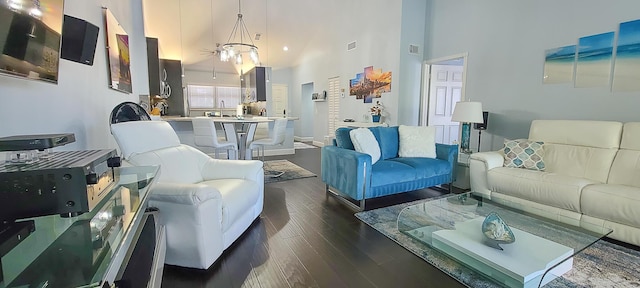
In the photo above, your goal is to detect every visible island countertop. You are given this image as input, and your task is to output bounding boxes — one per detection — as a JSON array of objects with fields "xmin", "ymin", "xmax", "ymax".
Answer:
[{"xmin": 161, "ymin": 116, "xmax": 299, "ymax": 122}]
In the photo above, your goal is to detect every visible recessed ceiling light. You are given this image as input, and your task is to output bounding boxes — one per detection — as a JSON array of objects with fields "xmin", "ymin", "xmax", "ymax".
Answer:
[{"xmin": 283, "ymin": 46, "xmax": 289, "ymax": 51}]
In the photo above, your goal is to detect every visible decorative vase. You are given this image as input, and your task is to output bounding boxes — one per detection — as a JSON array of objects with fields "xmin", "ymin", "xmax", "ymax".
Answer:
[
  {"xmin": 481, "ymin": 212, "xmax": 515, "ymax": 250},
  {"xmin": 372, "ymin": 115, "xmax": 381, "ymax": 123}
]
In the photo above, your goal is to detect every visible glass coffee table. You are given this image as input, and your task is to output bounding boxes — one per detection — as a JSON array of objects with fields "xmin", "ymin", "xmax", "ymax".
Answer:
[{"xmin": 397, "ymin": 192, "xmax": 612, "ymax": 288}]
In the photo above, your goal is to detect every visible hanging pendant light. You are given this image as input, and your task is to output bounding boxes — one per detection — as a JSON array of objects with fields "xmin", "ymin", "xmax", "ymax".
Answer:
[{"xmin": 220, "ymin": 0, "xmax": 260, "ymax": 66}]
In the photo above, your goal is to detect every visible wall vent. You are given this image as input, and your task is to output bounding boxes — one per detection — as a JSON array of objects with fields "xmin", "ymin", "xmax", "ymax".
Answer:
[
  {"xmin": 409, "ymin": 44, "xmax": 420, "ymax": 55},
  {"xmin": 347, "ymin": 41, "xmax": 357, "ymax": 51}
]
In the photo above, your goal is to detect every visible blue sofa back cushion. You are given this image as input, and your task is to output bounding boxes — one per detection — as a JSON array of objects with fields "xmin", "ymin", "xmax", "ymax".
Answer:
[
  {"xmin": 370, "ymin": 126, "xmax": 399, "ymax": 160},
  {"xmin": 335, "ymin": 127, "xmax": 355, "ymax": 150},
  {"xmin": 334, "ymin": 126, "xmax": 400, "ymax": 160}
]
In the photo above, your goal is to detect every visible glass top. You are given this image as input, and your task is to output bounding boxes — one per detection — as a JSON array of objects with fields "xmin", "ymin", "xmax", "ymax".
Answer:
[
  {"xmin": 0, "ymin": 165, "xmax": 159, "ymax": 288},
  {"xmin": 397, "ymin": 192, "xmax": 613, "ymax": 287}
]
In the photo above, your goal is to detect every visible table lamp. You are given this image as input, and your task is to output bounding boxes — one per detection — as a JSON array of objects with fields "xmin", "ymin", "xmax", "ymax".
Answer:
[{"xmin": 451, "ymin": 101, "xmax": 483, "ymax": 153}]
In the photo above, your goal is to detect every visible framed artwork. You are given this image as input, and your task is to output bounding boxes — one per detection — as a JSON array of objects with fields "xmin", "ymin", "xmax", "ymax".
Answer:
[
  {"xmin": 613, "ymin": 19, "xmax": 640, "ymax": 92},
  {"xmin": 543, "ymin": 45, "xmax": 575, "ymax": 84},
  {"xmin": 103, "ymin": 8, "xmax": 132, "ymax": 93},
  {"xmin": 575, "ymin": 32, "xmax": 614, "ymax": 88},
  {"xmin": 0, "ymin": 0, "xmax": 64, "ymax": 84},
  {"xmin": 349, "ymin": 66, "xmax": 392, "ymax": 103}
]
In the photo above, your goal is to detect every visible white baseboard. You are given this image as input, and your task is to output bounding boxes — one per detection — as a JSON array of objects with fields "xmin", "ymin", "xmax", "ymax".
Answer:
[
  {"xmin": 204, "ymin": 148, "xmax": 295, "ymax": 159},
  {"xmin": 294, "ymin": 136, "xmax": 314, "ymax": 142},
  {"xmin": 249, "ymin": 148, "xmax": 295, "ymax": 158}
]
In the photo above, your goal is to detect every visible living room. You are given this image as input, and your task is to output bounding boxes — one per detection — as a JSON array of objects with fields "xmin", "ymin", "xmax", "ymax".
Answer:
[{"xmin": 1, "ymin": 0, "xmax": 639, "ymax": 287}]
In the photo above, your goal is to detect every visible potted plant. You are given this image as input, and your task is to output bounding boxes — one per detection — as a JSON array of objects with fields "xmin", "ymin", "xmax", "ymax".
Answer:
[{"xmin": 370, "ymin": 100, "xmax": 384, "ymax": 123}]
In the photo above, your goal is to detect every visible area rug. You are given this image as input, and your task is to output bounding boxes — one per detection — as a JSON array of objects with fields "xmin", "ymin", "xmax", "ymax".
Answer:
[
  {"xmin": 294, "ymin": 141, "xmax": 317, "ymax": 149},
  {"xmin": 263, "ymin": 160, "xmax": 316, "ymax": 184},
  {"xmin": 355, "ymin": 198, "xmax": 640, "ymax": 288}
]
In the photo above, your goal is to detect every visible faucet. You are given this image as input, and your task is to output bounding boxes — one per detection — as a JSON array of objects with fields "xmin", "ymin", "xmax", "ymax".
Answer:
[{"xmin": 219, "ymin": 100, "xmax": 225, "ymax": 116}]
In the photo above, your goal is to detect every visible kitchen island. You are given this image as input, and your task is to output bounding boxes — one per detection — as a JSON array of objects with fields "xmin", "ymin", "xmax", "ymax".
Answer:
[{"xmin": 162, "ymin": 116, "xmax": 298, "ymax": 159}]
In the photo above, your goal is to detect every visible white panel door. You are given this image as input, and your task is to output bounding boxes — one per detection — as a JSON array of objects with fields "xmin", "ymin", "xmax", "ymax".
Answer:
[
  {"xmin": 427, "ymin": 65, "xmax": 463, "ymax": 144},
  {"xmin": 328, "ymin": 77, "xmax": 340, "ymax": 136},
  {"xmin": 272, "ymin": 84, "xmax": 288, "ymax": 117}
]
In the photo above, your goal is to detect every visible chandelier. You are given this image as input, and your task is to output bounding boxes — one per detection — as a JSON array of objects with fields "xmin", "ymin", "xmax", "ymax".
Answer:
[{"xmin": 220, "ymin": 0, "xmax": 259, "ymax": 66}]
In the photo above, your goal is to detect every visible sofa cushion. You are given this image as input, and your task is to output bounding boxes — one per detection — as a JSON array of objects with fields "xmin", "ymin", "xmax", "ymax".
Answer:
[
  {"xmin": 335, "ymin": 127, "xmax": 355, "ymax": 150},
  {"xmin": 608, "ymin": 150, "xmax": 640, "ymax": 187},
  {"xmin": 370, "ymin": 126, "xmax": 399, "ymax": 160},
  {"xmin": 371, "ymin": 160, "xmax": 416, "ymax": 187},
  {"xmin": 541, "ymin": 144, "xmax": 618, "ymax": 183},
  {"xmin": 350, "ymin": 128, "xmax": 381, "ymax": 164},
  {"xmin": 201, "ymin": 178, "xmax": 260, "ymax": 231},
  {"xmin": 528, "ymin": 120, "xmax": 622, "ymax": 183},
  {"xmin": 390, "ymin": 157, "xmax": 451, "ymax": 179},
  {"xmin": 581, "ymin": 184, "xmax": 640, "ymax": 228},
  {"xmin": 502, "ymin": 139, "xmax": 545, "ymax": 171},
  {"xmin": 528, "ymin": 120, "xmax": 622, "ymax": 149},
  {"xmin": 398, "ymin": 125, "xmax": 436, "ymax": 158},
  {"xmin": 609, "ymin": 122, "xmax": 640, "ymax": 187},
  {"xmin": 487, "ymin": 167, "xmax": 599, "ymax": 213}
]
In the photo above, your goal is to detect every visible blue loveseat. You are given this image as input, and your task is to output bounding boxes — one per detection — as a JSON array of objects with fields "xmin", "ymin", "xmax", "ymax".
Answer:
[{"xmin": 321, "ymin": 126, "xmax": 458, "ymax": 211}]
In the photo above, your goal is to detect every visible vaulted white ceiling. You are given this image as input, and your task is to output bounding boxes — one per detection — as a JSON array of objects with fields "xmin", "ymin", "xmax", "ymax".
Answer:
[{"xmin": 142, "ymin": 0, "xmax": 332, "ymax": 75}]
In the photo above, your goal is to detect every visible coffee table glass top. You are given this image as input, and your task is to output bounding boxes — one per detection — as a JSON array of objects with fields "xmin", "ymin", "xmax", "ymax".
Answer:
[{"xmin": 397, "ymin": 192, "xmax": 612, "ymax": 288}]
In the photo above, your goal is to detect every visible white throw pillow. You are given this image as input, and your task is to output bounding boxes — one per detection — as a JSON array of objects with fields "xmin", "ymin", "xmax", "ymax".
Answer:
[
  {"xmin": 349, "ymin": 128, "xmax": 381, "ymax": 164},
  {"xmin": 398, "ymin": 125, "xmax": 436, "ymax": 158}
]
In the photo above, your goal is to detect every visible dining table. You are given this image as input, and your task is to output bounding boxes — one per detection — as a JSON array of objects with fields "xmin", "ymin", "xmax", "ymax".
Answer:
[{"xmin": 210, "ymin": 117, "xmax": 273, "ymax": 160}]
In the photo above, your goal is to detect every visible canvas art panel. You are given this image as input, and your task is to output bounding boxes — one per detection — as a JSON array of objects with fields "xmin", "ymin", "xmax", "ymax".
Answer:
[
  {"xmin": 543, "ymin": 45, "xmax": 576, "ymax": 84},
  {"xmin": 0, "ymin": 0, "xmax": 64, "ymax": 84},
  {"xmin": 349, "ymin": 66, "xmax": 392, "ymax": 103},
  {"xmin": 613, "ymin": 19, "xmax": 640, "ymax": 92},
  {"xmin": 575, "ymin": 32, "xmax": 614, "ymax": 88},
  {"xmin": 103, "ymin": 8, "xmax": 132, "ymax": 93}
]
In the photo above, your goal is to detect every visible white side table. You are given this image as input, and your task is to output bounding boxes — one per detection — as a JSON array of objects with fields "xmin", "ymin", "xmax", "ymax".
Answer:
[{"xmin": 453, "ymin": 152, "xmax": 471, "ymax": 190}]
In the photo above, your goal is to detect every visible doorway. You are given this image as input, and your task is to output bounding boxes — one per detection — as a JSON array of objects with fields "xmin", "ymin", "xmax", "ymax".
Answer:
[
  {"xmin": 272, "ymin": 84, "xmax": 289, "ymax": 117},
  {"xmin": 420, "ymin": 53, "xmax": 468, "ymax": 145}
]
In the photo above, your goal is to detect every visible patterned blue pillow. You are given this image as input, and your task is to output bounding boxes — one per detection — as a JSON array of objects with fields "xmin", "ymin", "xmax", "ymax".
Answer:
[{"xmin": 502, "ymin": 139, "xmax": 545, "ymax": 171}]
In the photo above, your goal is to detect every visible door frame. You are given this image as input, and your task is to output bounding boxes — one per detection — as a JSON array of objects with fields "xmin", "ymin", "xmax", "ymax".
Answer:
[{"xmin": 420, "ymin": 52, "xmax": 469, "ymax": 126}]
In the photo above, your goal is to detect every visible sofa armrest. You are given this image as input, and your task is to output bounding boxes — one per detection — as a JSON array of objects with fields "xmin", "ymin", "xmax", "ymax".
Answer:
[
  {"xmin": 200, "ymin": 159, "xmax": 263, "ymax": 181},
  {"xmin": 436, "ymin": 144, "xmax": 459, "ymax": 182},
  {"xmin": 470, "ymin": 151, "xmax": 503, "ymax": 198},
  {"xmin": 321, "ymin": 146, "xmax": 372, "ymax": 200}
]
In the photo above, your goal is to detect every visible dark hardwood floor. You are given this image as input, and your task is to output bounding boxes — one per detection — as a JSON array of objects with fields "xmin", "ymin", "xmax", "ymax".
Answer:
[{"xmin": 161, "ymin": 146, "xmax": 465, "ymax": 288}]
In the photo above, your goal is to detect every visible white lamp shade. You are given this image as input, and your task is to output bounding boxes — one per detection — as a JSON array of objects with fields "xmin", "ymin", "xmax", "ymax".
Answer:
[{"xmin": 451, "ymin": 101, "xmax": 483, "ymax": 123}]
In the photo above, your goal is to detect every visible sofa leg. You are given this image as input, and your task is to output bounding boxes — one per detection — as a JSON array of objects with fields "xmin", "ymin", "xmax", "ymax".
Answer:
[
  {"xmin": 449, "ymin": 182, "xmax": 453, "ymax": 194},
  {"xmin": 325, "ymin": 185, "xmax": 365, "ymax": 212}
]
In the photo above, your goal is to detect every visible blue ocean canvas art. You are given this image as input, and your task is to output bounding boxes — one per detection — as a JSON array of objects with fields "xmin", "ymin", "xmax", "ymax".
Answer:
[
  {"xmin": 575, "ymin": 32, "xmax": 614, "ymax": 88},
  {"xmin": 613, "ymin": 19, "xmax": 640, "ymax": 92},
  {"xmin": 543, "ymin": 45, "xmax": 576, "ymax": 84}
]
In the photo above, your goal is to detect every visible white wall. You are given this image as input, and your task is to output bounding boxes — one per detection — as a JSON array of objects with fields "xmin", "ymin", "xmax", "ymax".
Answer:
[
  {"xmin": 290, "ymin": 0, "xmax": 404, "ymax": 143},
  {"xmin": 298, "ymin": 82, "xmax": 314, "ymax": 139},
  {"xmin": 0, "ymin": 0, "xmax": 148, "ymax": 152},
  {"xmin": 397, "ymin": 0, "xmax": 427, "ymax": 126},
  {"xmin": 425, "ymin": 0, "xmax": 640, "ymax": 151}
]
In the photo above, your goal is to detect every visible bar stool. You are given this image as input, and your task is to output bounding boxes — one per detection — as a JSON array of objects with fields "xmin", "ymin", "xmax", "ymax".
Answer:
[
  {"xmin": 249, "ymin": 118, "xmax": 288, "ymax": 176},
  {"xmin": 192, "ymin": 117, "xmax": 238, "ymax": 160}
]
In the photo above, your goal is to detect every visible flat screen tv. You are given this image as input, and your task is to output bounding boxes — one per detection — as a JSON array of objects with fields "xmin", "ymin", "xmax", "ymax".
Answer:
[{"xmin": 0, "ymin": 0, "xmax": 64, "ymax": 84}]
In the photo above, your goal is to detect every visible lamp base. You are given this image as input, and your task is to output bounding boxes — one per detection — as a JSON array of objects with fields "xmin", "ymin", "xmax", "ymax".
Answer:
[{"xmin": 461, "ymin": 122, "xmax": 471, "ymax": 153}]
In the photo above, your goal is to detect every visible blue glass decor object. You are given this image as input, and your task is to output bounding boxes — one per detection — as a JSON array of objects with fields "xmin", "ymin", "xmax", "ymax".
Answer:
[
  {"xmin": 481, "ymin": 212, "xmax": 515, "ymax": 250},
  {"xmin": 372, "ymin": 115, "xmax": 381, "ymax": 123},
  {"xmin": 461, "ymin": 122, "xmax": 471, "ymax": 152}
]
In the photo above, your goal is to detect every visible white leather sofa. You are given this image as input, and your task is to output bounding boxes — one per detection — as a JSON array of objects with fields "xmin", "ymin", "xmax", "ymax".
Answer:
[
  {"xmin": 111, "ymin": 121, "xmax": 264, "ymax": 269},
  {"xmin": 470, "ymin": 120, "xmax": 640, "ymax": 246}
]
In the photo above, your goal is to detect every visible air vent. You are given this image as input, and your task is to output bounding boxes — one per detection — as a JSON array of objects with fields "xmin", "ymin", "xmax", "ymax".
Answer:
[
  {"xmin": 347, "ymin": 41, "xmax": 357, "ymax": 51},
  {"xmin": 254, "ymin": 33, "xmax": 261, "ymax": 40},
  {"xmin": 409, "ymin": 44, "xmax": 420, "ymax": 55}
]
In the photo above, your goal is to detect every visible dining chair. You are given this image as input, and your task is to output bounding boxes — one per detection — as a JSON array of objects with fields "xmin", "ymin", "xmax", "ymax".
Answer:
[
  {"xmin": 249, "ymin": 118, "xmax": 288, "ymax": 177},
  {"xmin": 192, "ymin": 117, "xmax": 238, "ymax": 160}
]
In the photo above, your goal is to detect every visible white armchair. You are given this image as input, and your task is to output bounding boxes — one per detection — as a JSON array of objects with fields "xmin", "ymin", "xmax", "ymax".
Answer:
[{"xmin": 110, "ymin": 121, "xmax": 264, "ymax": 269}]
